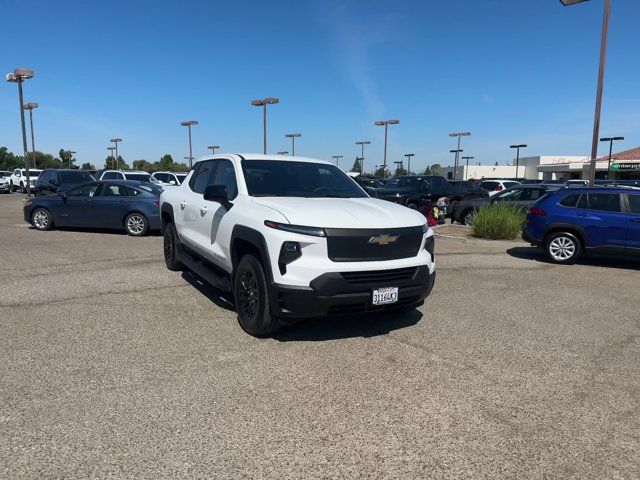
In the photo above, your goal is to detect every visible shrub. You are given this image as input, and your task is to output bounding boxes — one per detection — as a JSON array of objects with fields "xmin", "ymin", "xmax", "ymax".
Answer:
[{"xmin": 472, "ymin": 203, "xmax": 527, "ymax": 240}]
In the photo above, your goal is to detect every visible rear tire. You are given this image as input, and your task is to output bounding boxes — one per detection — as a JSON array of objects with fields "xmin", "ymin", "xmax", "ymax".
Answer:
[
  {"xmin": 163, "ymin": 222, "xmax": 183, "ymax": 271},
  {"xmin": 124, "ymin": 213, "xmax": 149, "ymax": 236},
  {"xmin": 31, "ymin": 208, "xmax": 53, "ymax": 231},
  {"xmin": 545, "ymin": 231, "xmax": 582, "ymax": 264},
  {"xmin": 234, "ymin": 254, "xmax": 281, "ymax": 337},
  {"xmin": 406, "ymin": 203, "xmax": 418, "ymax": 210},
  {"xmin": 462, "ymin": 209, "xmax": 475, "ymax": 226}
]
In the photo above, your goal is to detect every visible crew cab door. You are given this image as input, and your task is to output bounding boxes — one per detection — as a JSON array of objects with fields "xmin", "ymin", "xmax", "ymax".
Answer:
[
  {"xmin": 178, "ymin": 159, "xmax": 218, "ymax": 253},
  {"xmin": 625, "ymin": 193, "xmax": 640, "ymax": 250},
  {"xmin": 194, "ymin": 159, "xmax": 238, "ymax": 271}
]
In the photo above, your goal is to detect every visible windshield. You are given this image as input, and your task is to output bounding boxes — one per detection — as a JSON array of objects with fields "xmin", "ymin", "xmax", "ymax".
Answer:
[
  {"xmin": 59, "ymin": 171, "xmax": 95, "ymax": 183},
  {"xmin": 22, "ymin": 170, "xmax": 42, "ymax": 177},
  {"xmin": 242, "ymin": 160, "xmax": 367, "ymax": 198},
  {"xmin": 124, "ymin": 173, "xmax": 151, "ymax": 182},
  {"xmin": 385, "ymin": 177, "xmax": 420, "ymax": 188}
]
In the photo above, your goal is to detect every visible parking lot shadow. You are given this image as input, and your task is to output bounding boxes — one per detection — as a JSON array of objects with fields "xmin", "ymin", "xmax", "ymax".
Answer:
[
  {"xmin": 507, "ymin": 246, "xmax": 640, "ymax": 270},
  {"xmin": 181, "ymin": 271, "xmax": 235, "ymax": 311},
  {"xmin": 273, "ymin": 309, "xmax": 423, "ymax": 342},
  {"xmin": 31, "ymin": 225, "xmax": 163, "ymax": 237}
]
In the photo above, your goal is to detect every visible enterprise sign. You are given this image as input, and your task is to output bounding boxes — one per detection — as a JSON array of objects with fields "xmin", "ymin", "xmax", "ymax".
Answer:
[{"xmin": 611, "ymin": 162, "xmax": 640, "ymax": 171}]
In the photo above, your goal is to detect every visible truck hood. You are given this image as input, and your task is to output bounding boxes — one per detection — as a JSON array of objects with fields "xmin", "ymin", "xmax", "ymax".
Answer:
[{"xmin": 251, "ymin": 197, "xmax": 426, "ymax": 229}]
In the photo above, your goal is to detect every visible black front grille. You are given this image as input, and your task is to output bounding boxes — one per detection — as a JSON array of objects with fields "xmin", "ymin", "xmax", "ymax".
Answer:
[
  {"xmin": 341, "ymin": 267, "xmax": 417, "ymax": 285},
  {"xmin": 326, "ymin": 226, "xmax": 423, "ymax": 262}
]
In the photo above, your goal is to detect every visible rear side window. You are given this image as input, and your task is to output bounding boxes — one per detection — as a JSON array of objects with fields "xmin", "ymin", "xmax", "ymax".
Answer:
[
  {"xmin": 102, "ymin": 172, "xmax": 122, "ymax": 180},
  {"xmin": 559, "ymin": 194, "xmax": 580, "ymax": 207},
  {"xmin": 586, "ymin": 193, "xmax": 621, "ymax": 212},
  {"xmin": 481, "ymin": 181, "xmax": 498, "ymax": 190},
  {"xmin": 190, "ymin": 160, "xmax": 217, "ymax": 194},
  {"xmin": 628, "ymin": 195, "xmax": 640, "ymax": 214}
]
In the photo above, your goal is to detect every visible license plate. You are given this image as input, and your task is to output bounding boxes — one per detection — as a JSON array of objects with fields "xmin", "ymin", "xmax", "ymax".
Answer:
[{"xmin": 372, "ymin": 287, "xmax": 399, "ymax": 306}]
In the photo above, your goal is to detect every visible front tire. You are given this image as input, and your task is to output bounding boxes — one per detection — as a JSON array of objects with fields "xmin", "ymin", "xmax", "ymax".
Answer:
[
  {"xmin": 234, "ymin": 254, "xmax": 281, "ymax": 337},
  {"xmin": 31, "ymin": 208, "xmax": 53, "ymax": 231},
  {"xmin": 462, "ymin": 209, "xmax": 475, "ymax": 226},
  {"xmin": 20, "ymin": 182, "xmax": 25, "ymax": 193},
  {"xmin": 163, "ymin": 222, "xmax": 183, "ymax": 271},
  {"xmin": 545, "ymin": 232, "xmax": 582, "ymax": 264}
]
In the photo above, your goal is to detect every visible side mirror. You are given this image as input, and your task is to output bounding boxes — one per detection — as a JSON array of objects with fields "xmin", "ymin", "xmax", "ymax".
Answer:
[
  {"xmin": 169, "ymin": 180, "xmax": 176, "ymax": 185},
  {"xmin": 203, "ymin": 184, "xmax": 232, "ymax": 209}
]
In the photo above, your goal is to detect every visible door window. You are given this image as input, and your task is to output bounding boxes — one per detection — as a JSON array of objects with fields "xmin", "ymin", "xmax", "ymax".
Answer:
[
  {"xmin": 39, "ymin": 170, "xmax": 52, "ymax": 183},
  {"xmin": 211, "ymin": 160, "xmax": 238, "ymax": 199},
  {"xmin": 521, "ymin": 188, "xmax": 544, "ymax": 201},
  {"xmin": 102, "ymin": 171, "xmax": 122, "ymax": 180},
  {"xmin": 628, "ymin": 195, "xmax": 640, "ymax": 214},
  {"xmin": 559, "ymin": 194, "xmax": 580, "ymax": 207},
  {"xmin": 586, "ymin": 193, "xmax": 621, "ymax": 212},
  {"xmin": 68, "ymin": 183, "xmax": 101, "ymax": 197},
  {"xmin": 100, "ymin": 184, "xmax": 129, "ymax": 196},
  {"xmin": 190, "ymin": 160, "xmax": 217, "ymax": 194},
  {"xmin": 154, "ymin": 173, "xmax": 170, "ymax": 183},
  {"xmin": 494, "ymin": 188, "xmax": 522, "ymax": 201}
]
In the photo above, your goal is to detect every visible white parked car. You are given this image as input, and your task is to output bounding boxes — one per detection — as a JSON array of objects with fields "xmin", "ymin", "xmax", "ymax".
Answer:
[
  {"xmin": 98, "ymin": 170, "xmax": 154, "ymax": 183},
  {"xmin": 479, "ymin": 179, "xmax": 521, "ymax": 197},
  {"xmin": 151, "ymin": 171, "xmax": 189, "ymax": 186},
  {"xmin": 160, "ymin": 154, "xmax": 436, "ymax": 337},
  {"xmin": 9, "ymin": 168, "xmax": 42, "ymax": 193},
  {"xmin": 0, "ymin": 173, "xmax": 11, "ymax": 193}
]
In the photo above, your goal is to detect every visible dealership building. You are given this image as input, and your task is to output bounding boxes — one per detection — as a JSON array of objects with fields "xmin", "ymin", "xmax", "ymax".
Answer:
[{"xmin": 440, "ymin": 147, "xmax": 640, "ymax": 181}]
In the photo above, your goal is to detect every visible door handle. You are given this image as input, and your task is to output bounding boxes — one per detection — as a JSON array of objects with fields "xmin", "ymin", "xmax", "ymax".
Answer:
[{"xmin": 180, "ymin": 202, "xmax": 186, "ymax": 210}]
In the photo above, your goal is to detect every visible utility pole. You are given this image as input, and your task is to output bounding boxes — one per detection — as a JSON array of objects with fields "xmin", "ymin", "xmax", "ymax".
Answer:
[
  {"xmin": 24, "ymin": 102, "xmax": 38, "ymax": 169},
  {"xmin": 285, "ymin": 133, "xmax": 301, "ymax": 156},
  {"xmin": 180, "ymin": 121, "xmax": 197, "ymax": 169},
  {"xmin": 251, "ymin": 97, "xmax": 279, "ymax": 154},
  {"xmin": 510, "ymin": 144, "xmax": 527, "ymax": 179},
  {"xmin": 449, "ymin": 132, "xmax": 471, "ymax": 180},
  {"xmin": 110, "ymin": 138, "xmax": 123, "ymax": 170},
  {"xmin": 461, "ymin": 156, "xmax": 474, "ymax": 180},
  {"xmin": 600, "ymin": 136, "xmax": 624, "ymax": 179},
  {"xmin": 6, "ymin": 68, "xmax": 34, "ymax": 195},
  {"xmin": 374, "ymin": 119, "xmax": 399, "ymax": 173},
  {"xmin": 404, "ymin": 153, "xmax": 415, "ymax": 175},
  {"xmin": 356, "ymin": 141, "xmax": 371, "ymax": 174},
  {"xmin": 332, "ymin": 155, "xmax": 343, "ymax": 167}
]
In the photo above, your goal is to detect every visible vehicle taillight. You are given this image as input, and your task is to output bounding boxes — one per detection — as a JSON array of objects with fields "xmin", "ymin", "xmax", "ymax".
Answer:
[
  {"xmin": 528, "ymin": 207, "xmax": 546, "ymax": 216},
  {"xmin": 153, "ymin": 200, "xmax": 160, "ymax": 207}
]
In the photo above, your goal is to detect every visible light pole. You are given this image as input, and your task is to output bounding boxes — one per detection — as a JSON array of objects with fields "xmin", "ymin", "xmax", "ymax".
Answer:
[
  {"xmin": 332, "ymin": 155, "xmax": 343, "ymax": 167},
  {"xmin": 110, "ymin": 138, "xmax": 122, "ymax": 170},
  {"xmin": 404, "ymin": 153, "xmax": 415, "ymax": 175},
  {"xmin": 600, "ymin": 136, "xmax": 624, "ymax": 179},
  {"xmin": 559, "ymin": 0, "xmax": 611, "ymax": 186},
  {"xmin": 277, "ymin": 151, "xmax": 289, "ymax": 155},
  {"xmin": 285, "ymin": 133, "xmax": 301, "ymax": 156},
  {"xmin": 374, "ymin": 119, "xmax": 399, "ymax": 174},
  {"xmin": 356, "ymin": 140, "xmax": 371, "ymax": 174},
  {"xmin": 394, "ymin": 160, "xmax": 404, "ymax": 175},
  {"xmin": 107, "ymin": 147, "xmax": 116, "ymax": 168},
  {"xmin": 180, "ymin": 121, "xmax": 197, "ymax": 169},
  {"xmin": 510, "ymin": 144, "xmax": 527, "ymax": 179},
  {"xmin": 66, "ymin": 151, "xmax": 77, "ymax": 169},
  {"xmin": 6, "ymin": 68, "xmax": 34, "ymax": 195},
  {"xmin": 461, "ymin": 156, "xmax": 474, "ymax": 180},
  {"xmin": 251, "ymin": 97, "xmax": 279, "ymax": 154},
  {"xmin": 207, "ymin": 145, "xmax": 220, "ymax": 155},
  {"xmin": 450, "ymin": 149, "xmax": 463, "ymax": 179},
  {"xmin": 23, "ymin": 102, "xmax": 38, "ymax": 169},
  {"xmin": 448, "ymin": 131, "xmax": 471, "ymax": 180}
]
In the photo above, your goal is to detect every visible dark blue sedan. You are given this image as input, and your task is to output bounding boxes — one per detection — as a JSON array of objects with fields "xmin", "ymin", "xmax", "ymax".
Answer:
[{"xmin": 24, "ymin": 180, "xmax": 162, "ymax": 236}]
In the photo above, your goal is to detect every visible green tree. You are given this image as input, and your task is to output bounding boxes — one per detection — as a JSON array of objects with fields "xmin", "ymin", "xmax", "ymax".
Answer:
[
  {"xmin": 58, "ymin": 149, "xmax": 77, "ymax": 169},
  {"xmin": 374, "ymin": 166, "xmax": 388, "ymax": 178},
  {"xmin": 133, "ymin": 159, "xmax": 153, "ymax": 172},
  {"xmin": 36, "ymin": 152, "xmax": 63, "ymax": 169},
  {"xmin": 104, "ymin": 156, "xmax": 115, "ymax": 169},
  {"xmin": 394, "ymin": 166, "xmax": 408, "ymax": 177},
  {"xmin": 422, "ymin": 166, "xmax": 432, "ymax": 175},
  {"xmin": 430, "ymin": 163, "xmax": 442, "ymax": 176},
  {"xmin": 81, "ymin": 162, "xmax": 96, "ymax": 170},
  {"xmin": 350, "ymin": 157, "xmax": 361, "ymax": 173},
  {"xmin": 0, "ymin": 147, "xmax": 24, "ymax": 170},
  {"xmin": 117, "ymin": 156, "xmax": 130, "ymax": 169}
]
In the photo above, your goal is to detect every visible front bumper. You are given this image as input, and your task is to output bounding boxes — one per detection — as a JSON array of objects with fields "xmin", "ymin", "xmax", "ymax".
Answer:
[
  {"xmin": 0, "ymin": 184, "xmax": 10, "ymax": 192},
  {"xmin": 271, "ymin": 266, "xmax": 436, "ymax": 319}
]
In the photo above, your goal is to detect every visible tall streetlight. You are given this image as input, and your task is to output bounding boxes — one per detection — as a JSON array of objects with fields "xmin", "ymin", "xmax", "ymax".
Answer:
[
  {"xmin": 404, "ymin": 153, "xmax": 415, "ymax": 175},
  {"xmin": 448, "ymin": 131, "xmax": 471, "ymax": 180},
  {"xmin": 207, "ymin": 145, "xmax": 220, "ymax": 155},
  {"xmin": 559, "ymin": 0, "xmax": 611, "ymax": 186},
  {"xmin": 277, "ymin": 151, "xmax": 289, "ymax": 155},
  {"xmin": 510, "ymin": 144, "xmax": 527, "ymax": 179},
  {"xmin": 394, "ymin": 160, "xmax": 404, "ymax": 175},
  {"xmin": 332, "ymin": 155, "xmax": 343, "ymax": 167},
  {"xmin": 356, "ymin": 140, "xmax": 371, "ymax": 174},
  {"xmin": 66, "ymin": 151, "xmax": 77, "ymax": 169},
  {"xmin": 285, "ymin": 133, "xmax": 301, "ymax": 156},
  {"xmin": 251, "ymin": 97, "xmax": 279, "ymax": 154},
  {"xmin": 107, "ymin": 147, "xmax": 116, "ymax": 168},
  {"xmin": 110, "ymin": 138, "xmax": 123, "ymax": 170},
  {"xmin": 6, "ymin": 68, "xmax": 34, "ymax": 195},
  {"xmin": 600, "ymin": 136, "xmax": 624, "ymax": 179},
  {"xmin": 374, "ymin": 119, "xmax": 399, "ymax": 173},
  {"xmin": 450, "ymin": 149, "xmax": 463, "ymax": 179},
  {"xmin": 180, "ymin": 121, "xmax": 197, "ymax": 169},
  {"xmin": 461, "ymin": 156, "xmax": 474, "ymax": 180},
  {"xmin": 23, "ymin": 102, "xmax": 39, "ymax": 169}
]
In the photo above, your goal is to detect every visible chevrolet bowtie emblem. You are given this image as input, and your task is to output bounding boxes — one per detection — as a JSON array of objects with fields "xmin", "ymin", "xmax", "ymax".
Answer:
[{"xmin": 368, "ymin": 234, "xmax": 399, "ymax": 245}]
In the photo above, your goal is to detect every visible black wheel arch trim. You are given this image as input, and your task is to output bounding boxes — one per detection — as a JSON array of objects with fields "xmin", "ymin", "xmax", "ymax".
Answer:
[
  {"xmin": 544, "ymin": 223, "xmax": 587, "ymax": 245},
  {"xmin": 230, "ymin": 225, "xmax": 274, "ymax": 285},
  {"xmin": 160, "ymin": 203, "xmax": 175, "ymax": 232}
]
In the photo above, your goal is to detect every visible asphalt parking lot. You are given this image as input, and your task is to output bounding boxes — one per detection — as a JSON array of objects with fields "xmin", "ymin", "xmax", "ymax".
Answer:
[{"xmin": 1, "ymin": 193, "xmax": 639, "ymax": 479}]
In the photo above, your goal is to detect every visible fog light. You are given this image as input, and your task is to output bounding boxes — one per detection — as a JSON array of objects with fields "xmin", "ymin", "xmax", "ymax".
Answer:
[{"xmin": 278, "ymin": 241, "xmax": 302, "ymax": 275}]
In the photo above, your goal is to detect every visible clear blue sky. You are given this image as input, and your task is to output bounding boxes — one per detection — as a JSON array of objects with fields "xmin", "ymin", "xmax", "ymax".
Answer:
[{"xmin": 1, "ymin": 0, "xmax": 638, "ymax": 172}]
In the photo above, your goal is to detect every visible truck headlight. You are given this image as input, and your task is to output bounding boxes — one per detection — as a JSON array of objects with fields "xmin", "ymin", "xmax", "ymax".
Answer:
[{"xmin": 278, "ymin": 241, "xmax": 302, "ymax": 275}]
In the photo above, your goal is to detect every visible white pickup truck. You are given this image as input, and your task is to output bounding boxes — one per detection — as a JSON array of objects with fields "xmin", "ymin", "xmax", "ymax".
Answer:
[{"xmin": 160, "ymin": 154, "xmax": 436, "ymax": 336}]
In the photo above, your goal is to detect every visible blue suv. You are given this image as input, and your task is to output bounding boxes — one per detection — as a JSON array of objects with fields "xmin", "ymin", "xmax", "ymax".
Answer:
[{"xmin": 523, "ymin": 187, "xmax": 640, "ymax": 264}]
